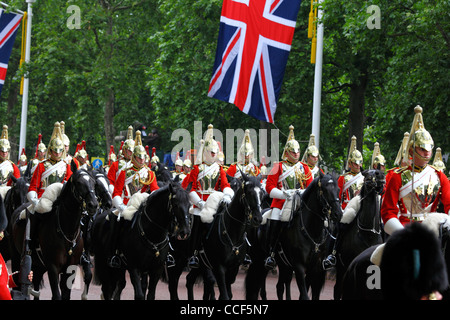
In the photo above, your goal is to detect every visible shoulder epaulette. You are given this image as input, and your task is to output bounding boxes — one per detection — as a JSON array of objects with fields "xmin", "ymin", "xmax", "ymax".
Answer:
[{"xmin": 394, "ymin": 166, "xmax": 409, "ymax": 174}]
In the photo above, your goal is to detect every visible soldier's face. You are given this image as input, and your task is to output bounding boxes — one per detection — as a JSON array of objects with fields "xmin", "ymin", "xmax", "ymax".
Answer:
[
  {"xmin": 308, "ymin": 155, "xmax": 318, "ymax": 166},
  {"xmin": 413, "ymin": 146, "xmax": 432, "ymax": 167},
  {"xmin": 286, "ymin": 150, "xmax": 299, "ymax": 163},
  {"xmin": 50, "ymin": 150, "xmax": 62, "ymax": 161},
  {"xmin": 0, "ymin": 150, "xmax": 8, "ymax": 161},
  {"xmin": 349, "ymin": 161, "xmax": 361, "ymax": 173}
]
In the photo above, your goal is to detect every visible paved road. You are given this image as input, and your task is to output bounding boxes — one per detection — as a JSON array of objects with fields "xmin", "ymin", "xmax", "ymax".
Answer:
[{"xmin": 34, "ymin": 266, "xmax": 335, "ymax": 300}]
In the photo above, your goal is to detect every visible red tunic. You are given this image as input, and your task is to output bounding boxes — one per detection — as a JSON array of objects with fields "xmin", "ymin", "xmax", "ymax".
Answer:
[
  {"xmin": 107, "ymin": 161, "xmax": 120, "ymax": 186},
  {"xmin": 381, "ymin": 166, "xmax": 450, "ymax": 226},
  {"xmin": 226, "ymin": 163, "xmax": 261, "ymax": 178},
  {"xmin": 0, "ymin": 160, "xmax": 20, "ymax": 187},
  {"xmin": 337, "ymin": 171, "xmax": 363, "ymax": 210},
  {"xmin": 265, "ymin": 161, "xmax": 313, "ymax": 210},
  {"xmin": 112, "ymin": 165, "xmax": 159, "ymax": 205},
  {"xmin": 181, "ymin": 164, "xmax": 231, "ymax": 206},
  {"xmin": 28, "ymin": 160, "xmax": 72, "ymax": 198},
  {"xmin": 0, "ymin": 253, "xmax": 15, "ymax": 300}
]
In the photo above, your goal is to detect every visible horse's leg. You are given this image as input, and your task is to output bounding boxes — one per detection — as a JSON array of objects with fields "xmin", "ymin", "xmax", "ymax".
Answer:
[
  {"xmin": 167, "ymin": 264, "xmax": 183, "ymax": 300},
  {"xmin": 145, "ymin": 270, "xmax": 162, "ymax": 300},
  {"xmin": 186, "ymin": 268, "xmax": 197, "ymax": 300},
  {"xmin": 81, "ymin": 259, "xmax": 92, "ymax": 300},
  {"xmin": 60, "ymin": 271, "xmax": 72, "ymax": 300},
  {"xmin": 203, "ymin": 268, "xmax": 216, "ymax": 300},
  {"xmin": 47, "ymin": 265, "xmax": 62, "ymax": 300},
  {"xmin": 276, "ymin": 265, "xmax": 287, "ymax": 300},
  {"xmin": 213, "ymin": 265, "xmax": 229, "ymax": 300},
  {"xmin": 128, "ymin": 268, "xmax": 145, "ymax": 300},
  {"xmin": 293, "ymin": 265, "xmax": 309, "ymax": 300},
  {"xmin": 31, "ymin": 267, "xmax": 45, "ymax": 300}
]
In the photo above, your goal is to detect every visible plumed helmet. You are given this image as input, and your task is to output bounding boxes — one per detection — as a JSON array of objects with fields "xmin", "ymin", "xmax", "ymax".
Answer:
[
  {"xmin": 346, "ymin": 136, "xmax": 363, "ymax": 169},
  {"xmin": 403, "ymin": 106, "xmax": 434, "ymax": 164},
  {"xmin": 260, "ymin": 165, "xmax": 268, "ymax": 175},
  {"xmin": 19, "ymin": 148, "xmax": 27, "ymax": 164},
  {"xmin": 37, "ymin": 142, "xmax": 47, "ymax": 153},
  {"xmin": 183, "ymin": 159, "xmax": 192, "ymax": 168},
  {"xmin": 237, "ymin": 129, "xmax": 255, "ymax": 163},
  {"xmin": 60, "ymin": 121, "xmax": 70, "ymax": 147},
  {"xmin": 282, "ymin": 125, "xmax": 300, "ymax": 161},
  {"xmin": 175, "ymin": 152, "xmax": 183, "ymax": 167},
  {"xmin": 432, "ymin": 147, "xmax": 446, "ymax": 172},
  {"xmin": 47, "ymin": 122, "xmax": 66, "ymax": 159},
  {"xmin": 133, "ymin": 130, "xmax": 147, "ymax": 160},
  {"xmin": 371, "ymin": 142, "xmax": 386, "ymax": 168},
  {"xmin": 302, "ymin": 133, "xmax": 320, "ymax": 162},
  {"xmin": 0, "ymin": 125, "xmax": 10, "ymax": 152},
  {"xmin": 151, "ymin": 147, "xmax": 159, "ymax": 163},
  {"xmin": 394, "ymin": 132, "xmax": 410, "ymax": 167},
  {"xmin": 123, "ymin": 125, "xmax": 135, "ymax": 152},
  {"xmin": 203, "ymin": 124, "xmax": 219, "ymax": 154}
]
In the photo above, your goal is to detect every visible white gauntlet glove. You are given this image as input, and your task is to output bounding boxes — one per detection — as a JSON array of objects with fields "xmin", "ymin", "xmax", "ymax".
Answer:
[{"xmin": 27, "ymin": 191, "xmax": 39, "ymax": 206}]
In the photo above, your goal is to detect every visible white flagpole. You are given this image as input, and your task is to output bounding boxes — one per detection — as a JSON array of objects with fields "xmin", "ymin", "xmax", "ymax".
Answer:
[
  {"xmin": 18, "ymin": 0, "xmax": 35, "ymax": 160},
  {"xmin": 311, "ymin": 0, "xmax": 323, "ymax": 151}
]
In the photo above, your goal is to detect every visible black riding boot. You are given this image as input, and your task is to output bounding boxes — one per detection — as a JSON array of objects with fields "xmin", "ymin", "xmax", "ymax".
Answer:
[
  {"xmin": 107, "ymin": 213, "xmax": 122, "ymax": 268},
  {"xmin": 322, "ymin": 223, "xmax": 345, "ymax": 270},
  {"xmin": 264, "ymin": 219, "xmax": 282, "ymax": 271}
]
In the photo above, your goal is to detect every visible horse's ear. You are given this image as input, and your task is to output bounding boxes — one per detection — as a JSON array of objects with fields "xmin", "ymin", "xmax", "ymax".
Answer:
[
  {"xmin": 173, "ymin": 174, "xmax": 180, "ymax": 183},
  {"xmin": 71, "ymin": 159, "xmax": 78, "ymax": 172},
  {"xmin": 319, "ymin": 169, "xmax": 324, "ymax": 179},
  {"xmin": 25, "ymin": 162, "xmax": 33, "ymax": 178},
  {"xmin": 168, "ymin": 181, "xmax": 174, "ymax": 194},
  {"xmin": 186, "ymin": 181, "xmax": 193, "ymax": 193},
  {"xmin": 241, "ymin": 170, "xmax": 249, "ymax": 182},
  {"xmin": 10, "ymin": 173, "xmax": 17, "ymax": 184},
  {"xmin": 362, "ymin": 169, "xmax": 368, "ymax": 177}
]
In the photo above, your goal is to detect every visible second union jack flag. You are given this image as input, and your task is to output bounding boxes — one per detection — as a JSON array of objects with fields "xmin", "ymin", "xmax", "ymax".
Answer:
[
  {"xmin": 0, "ymin": 9, "xmax": 22, "ymax": 97},
  {"xmin": 208, "ymin": 0, "xmax": 301, "ymax": 123}
]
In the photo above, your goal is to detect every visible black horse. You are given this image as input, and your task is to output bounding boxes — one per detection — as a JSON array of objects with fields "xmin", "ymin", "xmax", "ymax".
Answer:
[
  {"xmin": 342, "ymin": 221, "xmax": 448, "ymax": 300},
  {"xmin": 194, "ymin": 173, "xmax": 263, "ymax": 300},
  {"xmin": 246, "ymin": 172, "xmax": 342, "ymax": 300},
  {"xmin": 92, "ymin": 181, "xmax": 191, "ymax": 300},
  {"xmin": 334, "ymin": 169, "xmax": 385, "ymax": 300},
  {"xmin": 11, "ymin": 162, "xmax": 99, "ymax": 300},
  {"xmin": 79, "ymin": 166, "xmax": 113, "ymax": 300}
]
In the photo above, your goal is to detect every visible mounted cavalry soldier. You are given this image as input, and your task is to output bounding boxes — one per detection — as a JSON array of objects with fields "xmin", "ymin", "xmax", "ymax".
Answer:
[
  {"xmin": 338, "ymin": 136, "xmax": 364, "ymax": 210},
  {"xmin": 371, "ymin": 142, "xmax": 386, "ymax": 173},
  {"xmin": 107, "ymin": 126, "xmax": 134, "ymax": 191},
  {"xmin": 381, "ymin": 106, "xmax": 450, "ymax": 235},
  {"xmin": 18, "ymin": 149, "xmax": 28, "ymax": 176},
  {"xmin": 0, "ymin": 125, "xmax": 20, "ymax": 187},
  {"xmin": 74, "ymin": 140, "xmax": 89, "ymax": 170},
  {"xmin": 172, "ymin": 153, "xmax": 185, "ymax": 180},
  {"xmin": 227, "ymin": 129, "xmax": 261, "ymax": 179},
  {"xmin": 264, "ymin": 125, "xmax": 313, "ymax": 270},
  {"xmin": 105, "ymin": 145, "xmax": 117, "ymax": 173},
  {"xmin": 301, "ymin": 133, "xmax": 324, "ymax": 179},
  {"xmin": 181, "ymin": 124, "xmax": 234, "ymax": 268},
  {"xmin": 60, "ymin": 121, "xmax": 72, "ymax": 165},
  {"xmin": 108, "ymin": 131, "xmax": 159, "ymax": 268},
  {"xmin": 31, "ymin": 134, "xmax": 47, "ymax": 175}
]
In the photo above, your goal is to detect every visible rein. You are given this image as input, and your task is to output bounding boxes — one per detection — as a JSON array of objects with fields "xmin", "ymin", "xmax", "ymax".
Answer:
[{"xmin": 355, "ymin": 177, "xmax": 383, "ymax": 235}]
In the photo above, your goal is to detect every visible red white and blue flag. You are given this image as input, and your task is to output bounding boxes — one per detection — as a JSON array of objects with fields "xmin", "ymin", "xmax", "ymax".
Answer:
[
  {"xmin": 0, "ymin": 9, "xmax": 22, "ymax": 97},
  {"xmin": 208, "ymin": 0, "xmax": 301, "ymax": 123}
]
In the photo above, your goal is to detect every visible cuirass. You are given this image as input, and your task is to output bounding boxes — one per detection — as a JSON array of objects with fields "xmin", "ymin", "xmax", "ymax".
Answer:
[
  {"xmin": 236, "ymin": 163, "xmax": 257, "ymax": 177},
  {"xmin": 199, "ymin": 164, "xmax": 220, "ymax": 193},
  {"xmin": 344, "ymin": 173, "xmax": 364, "ymax": 196},
  {"xmin": 281, "ymin": 162, "xmax": 304, "ymax": 190},
  {"xmin": 42, "ymin": 161, "xmax": 67, "ymax": 188},
  {"xmin": 125, "ymin": 168, "xmax": 149, "ymax": 196},
  {"xmin": 0, "ymin": 160, "xmax": 13, "ymax": 186},
  {"xmin": 400, "ymin": 168, "xmax": 441, "ymax": 213}
]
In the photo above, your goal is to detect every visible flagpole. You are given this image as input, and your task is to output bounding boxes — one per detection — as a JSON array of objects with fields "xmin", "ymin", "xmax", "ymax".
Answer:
[
  {"xmin": 18, "ymin": 0, "xmax": 35, "ymax": 160},
  {"xmin": 311, "ymin": 0, "xmax": 323, "ymax": 151}
]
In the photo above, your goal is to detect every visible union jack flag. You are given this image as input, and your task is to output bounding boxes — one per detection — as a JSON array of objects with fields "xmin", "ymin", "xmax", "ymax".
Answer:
[
  {"xmin": 0, "ymin": 9, "xmax": 22, "ymax": 97},
  {"xmin": 208, "ymin": 0, "xmax": 301, "ymax": 123}
]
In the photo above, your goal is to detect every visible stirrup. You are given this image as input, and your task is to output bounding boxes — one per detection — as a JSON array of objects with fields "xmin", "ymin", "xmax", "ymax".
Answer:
[
  {"xmin": 188, "ymin": 255, "xmax": 199, "ymax": 269},
  {"xmin": 81, "ymin": 252, "xmax": 93, "ymax": 268},
  {"xmin": 166, "ymin": 254, "xmax": 175, "ymax": 268},
  {"xmin": 322, "ymin": 254, "xmax": 336, "ymax": 270},
  {"xmin": 107, "ymin": 255, "xmax": 121, "ymax": 269},
  {"xmin": 264, "ymin": 253, "xmax": 277, "ymax": 271},
  {"xmin": 243, "ymin": 254, "xmax": 252, "ymax": 266}
]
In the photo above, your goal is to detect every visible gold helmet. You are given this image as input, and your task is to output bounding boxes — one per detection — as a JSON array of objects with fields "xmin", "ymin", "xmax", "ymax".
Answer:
[
  {"xmin": 432, "ymin": 147, "xmax": 446, "ymax": 172},
  {"xmin": 175, "ymin": 152, "xmax": 183, "ymax": 167},
  {"xmin": 75, "ymin": 141, "xmax": 88, "ymax": 159},
  {"xmin": 301, "ymin": 133, "xmax": 320, "ymax": 162},
  {"xmin": 183, "ymin": 158, "xmax": 192, "ymax": 168},
  {"xmin": 19, "ymin": 148, "xmax": 27, "ymax": 164},
  {"xmin": 60, "ymin": 121, "xmax": 70, "ymax": 147},
  {"xmin": 198, "ymin": 124, "xmax": 219, "ymax": 165},
  {"xmin": 403, "ymin": 106, "xmax": 434, "ymax": 164},
  {"xmin": 0, "ymin": 125, "xmax": 11, "ymax": 153},
  {"xmin": 123, "ymin": 125, "xmax": 135, "ymax": 153},
  {"xmin": 108, "ymin": 145, "xmax": 117, "ymax": 165},
  {"xmin": 133, "ymin": 130, "xmax": 147, "ymax": 160},
  {"xmin": 346, "ymin": 135, "xmax": 363, "ymax": 170},
  {"xmin": 282, "ymin": 125, "xmax": 300, "ymax": 161},
  {"xmin": 35, "ymin": 134, "xmax": 47, "ymax": 157},
  {"xmin": 394, "ymin": 132, "xmax": 410, "ymax": 167},
  {"xmin": 237, "ymin": 129, "xmax": 255, "ymax": 164},
  {"xmin": 371, "ymin": 142, "xmax": 386, "ymax": 168},
  {"xmin": 47, "ymin": 122, "xmax": 66, "ymax": 160}
]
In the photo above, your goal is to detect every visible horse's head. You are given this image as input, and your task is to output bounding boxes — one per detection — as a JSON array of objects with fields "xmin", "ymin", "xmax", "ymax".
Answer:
[
  {"xmin": 167, "ymin": 181, "xmax": 191, "ymax": 240},
  {"xmin": 226, "ymin": 174, "xmax": 240, "ymax": 192},
  {"xmin": 238, "ymin": 172, "xmax": 263, "ymax": 227},
  {"xmin": 316, "ymin": 172, "xmax": 342, "ymax": 223},
  {"xmin": 362, "ymin": 169, "xmax": 385, "ymax": 195},
  {"xmin": 93, "ymin": 167, "xmax": 113, "ymax": 210},
  {"xmin": 69, "ymin": 161, "xmax": 99, "ymax": 216}
]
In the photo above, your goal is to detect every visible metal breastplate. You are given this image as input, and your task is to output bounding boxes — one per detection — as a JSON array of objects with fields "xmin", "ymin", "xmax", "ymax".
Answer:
[
  {"xmin": 199, "ymin": 164, "xmax": 220, "ymax": 193},
  {"xmin": 281, "ymin": 162, "xmax": 304, "ymax": 190},
  {"xmin": 344, "ymin": 172, "xmax": 364, "ymax": 199},
  {"xmin": 400, "ymin": 168, "xmax": 441, "ymax": 214},
  {"xmin": 42, "ymin": 161, "xmax": 67, "ymax": 188},
  {"xmin": 0, "ymin": 160, "xmax": 13, "ymax": 186},
  {"xmin": 125, "ymin": 167, "xmax": 149, "ymax": 197}
]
